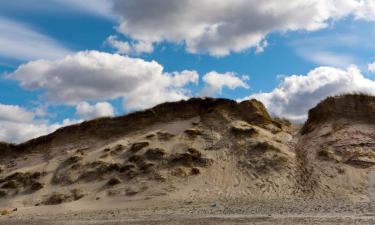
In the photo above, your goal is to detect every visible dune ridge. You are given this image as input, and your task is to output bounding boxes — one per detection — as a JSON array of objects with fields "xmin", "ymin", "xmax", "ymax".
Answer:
[{"xmin": 1, "ymin": 94, "xmax": 375, "ymax": 224}]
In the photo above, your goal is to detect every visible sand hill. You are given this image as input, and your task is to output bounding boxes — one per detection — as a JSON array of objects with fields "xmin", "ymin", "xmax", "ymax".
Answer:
[
  {"xmin": 1, "ymin": 94, "xmax": 375, "ymax": 224},
  {"xmin": 298, "ymin": 94, "xmax": 375, "ymax": 201}
]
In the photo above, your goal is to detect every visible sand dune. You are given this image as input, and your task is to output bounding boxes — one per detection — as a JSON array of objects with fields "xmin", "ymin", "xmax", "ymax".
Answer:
[{"xmin": 1, "ymin": 95, "xmax": 375, "ymax": 224}]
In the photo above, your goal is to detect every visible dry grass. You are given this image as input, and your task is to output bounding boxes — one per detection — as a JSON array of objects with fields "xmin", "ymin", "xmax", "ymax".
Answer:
[{"xmin": 302, "ymin": 93, "xmax": 375, "ymax": 134}]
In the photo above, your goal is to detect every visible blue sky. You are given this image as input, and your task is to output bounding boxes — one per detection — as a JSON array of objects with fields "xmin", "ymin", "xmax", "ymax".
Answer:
[{"xmin": 1, "ymin": 0, "xmax": 375, "ymax": 143}]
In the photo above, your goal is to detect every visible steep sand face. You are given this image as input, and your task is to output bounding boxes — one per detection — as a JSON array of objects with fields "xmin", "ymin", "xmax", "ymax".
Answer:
[
  {"xmin": 297, "ymin": 94, "xmax": 375, "ymax": 201},
  {"xmin": 0, "ymin": 95, "xmax": 375, "ymax": 213}
]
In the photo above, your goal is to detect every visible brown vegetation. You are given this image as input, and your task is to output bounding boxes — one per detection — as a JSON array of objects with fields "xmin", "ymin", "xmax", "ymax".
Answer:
[{"xmin": 302, "ymin": 93, "xmax": 375, "ymax": 134}]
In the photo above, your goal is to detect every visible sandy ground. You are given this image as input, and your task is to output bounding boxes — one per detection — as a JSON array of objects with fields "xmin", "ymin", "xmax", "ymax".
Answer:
[
  {"xmin": 2, "ymin": 200, "xmax": 375, "ymax": 224},
  {"xmin": 2, "ymin": 216, "xmax": 375, "ymax": 225}
]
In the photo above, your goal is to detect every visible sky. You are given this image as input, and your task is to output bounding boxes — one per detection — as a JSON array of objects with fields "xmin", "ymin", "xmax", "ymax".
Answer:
[{"xmin": 1, "ymin": 0, "xmax": 375, "ymax": 143}]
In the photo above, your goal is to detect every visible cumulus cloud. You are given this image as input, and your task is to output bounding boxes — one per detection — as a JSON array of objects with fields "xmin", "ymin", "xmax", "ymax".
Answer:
[
  {"xmin": 106, "ymin": 35, "xmax": 153, "ymax": 55},
  {"xmin": 0, "ymin": 104, "xmax": 34, "ymax": 123},
  {"xmin": 123, "ymin": 70, "xmax": 199, "ymax": 109},
  {"xmin": 0, "ymin": 17, "xmax": 72, "ymax": 61},
  {"xmin": 111, "ymin": 0, "xmax": 375, "ymax": 56},
  {"xmin": 76, "ymin": 102, "xmax": 114, "ymax": 120},
  {"xmin": 354, "ymin": 0, "xmax": 375, "ymax": 20},
  {"xmin": 0, "ymin": 103, "xmax": 79, "ymax": 143},
  {"xmin": 106, "ymin": 36, "xmax": 131, "ymax": 54},
  {"xmin": 202, "ymin": 71, "xmax": 249, "ymax": 96},
  {"xmin": 369, "ymin": 62, "xmax": 375, "ymax": 72},
  {"xmin": 249, "ymin": 66, "xmax": 375, "ymax": 122},
  {"xmin": 8, "ymin": 50, "xmax": 199, "ymax": 110}
]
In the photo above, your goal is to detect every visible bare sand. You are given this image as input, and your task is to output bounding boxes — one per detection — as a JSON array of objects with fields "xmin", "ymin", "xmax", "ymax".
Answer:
[
  {"xmin": 2, "ymin": 206, "xmax": 375, "ymax": 224},
  {"xmin": 2, "ymin": 199, "xmax": 375, "ymax": 225}
]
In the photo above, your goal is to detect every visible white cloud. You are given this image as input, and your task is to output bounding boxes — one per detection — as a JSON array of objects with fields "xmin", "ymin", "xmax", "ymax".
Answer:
[
  {"xmin": 0, "ymin": 104, "xmax": 35, "ymax": 123},
  {"xmin": 249, "ymin": 65, "xmax": 375, "ymax": 122},
  {"xmin": 123, "ymin": 70, "xmax": 198, "ymax": 109},
  {"xmin": 111, "ymin": 0, "xmax": 375, "ymax": 56},
  {"xmin": 132, "ymin": 41, "xmax": 154, "ymax": 54},
  {"xmin": 0, "ymin": 17, "xmax": 72, "ymax": 61},
  {"xmin": 106, "ymin": 35, "xmax": 153, "ymax": 55},
  {"xmin": 354, "ymin": 0, "xmax": 375, "ymax": 20},
  {"xmin": 76, "ymin": 101, "xmax": 114, "ymax": 120},
  {"xmin": 8, "ymin": 50, "xmax": 199, "ymax": 110},
  {"xmin": 255, "ymin": 40, "xmax": 268, "ymax": 54},
  {"xmin": 0, "ymin": 103, "xmax": 79, "ymax": 143},
  {"xmin": 202, "ymin": 71, "xmax": 249, "ymax": 96},
  {"xmin": 369, "ymin": 62, "xmax": 375, "ymax": 72},
  {"xmin": 106, "ymin": 35, "xmax": 131, "ymax": 54}
]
